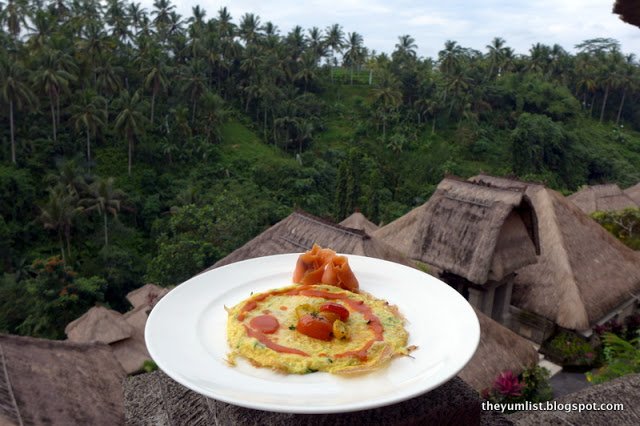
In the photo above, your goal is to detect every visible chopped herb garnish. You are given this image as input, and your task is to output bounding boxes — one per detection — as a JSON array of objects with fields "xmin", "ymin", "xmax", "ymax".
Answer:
[{"xmin": 289, "ymin": 325, "xmax": 296, "ymax": 330}]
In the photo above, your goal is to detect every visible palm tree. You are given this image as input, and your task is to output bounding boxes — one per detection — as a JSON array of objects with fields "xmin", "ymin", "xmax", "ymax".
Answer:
[
  {"xmin": 70, "ymin": 89, "xmax": 107, "ymax": 168},
  {"xmin": 141, "ymin": 47, "xmax": 169, "ymax": 125},
  {"xmin": 0, "ymin": 57, "xmax": 37, "ymax": 164},
  {"xmin": 598, "ymin": 49, "xmax": 624, "ymax": 123},
  {"xmin": 151, "ymin": 0, "xmax": 175, "ymax": 40},
  {"xmin": 113, "ymin": 89, "xmax": 147, "ymax": 175},
  {"xmin": 238, "ymin": 13, "xmax": 260, "ymax": 45},
  {"xmin": 39, "ymin": 186, "xmax": 82, "ymax": 263},
  {"xmin": 75, "ymin": 23, "xmax": 111, "ymax": 86},
  {"xmin": 94, "ymin": 55, "xmax": 123, "ymax": 97},
  {"xmin": 198, "ymin": 91, "xmax": 227, "ymax": 143},
  {"xmin": 372, "ymin": 70, "xmax": 402, "ymax": 139},
  {"xmin": 295, "ymin": 51, "xmax": 318, "ymax": 92},
  {"xmin": 127, "ymin": 2, "xmax": 146, "ymax": 35},
  {"xmin": 394, "ymin": 34, "xmax": 417, "ymax": 60},
  {"xmin": 343, "ymin": 32, "xmax": 364, "ymax": 84},
  {"xmin": 438, "ymin": 40, "xmax": 463, "ymax": 75},
  {"xmin": 616, "ymin": 54, "xmax": 639, "ymax": 125},
  {"xmin": 81, "ymin": 177, "xmax": 124, "ymax": 248},
  {"xmin": 307, "ymin": 27, "xmax": 326, "ymax": 62},
  {"xmin": 180, "ymin": 59, "xmax": 207, "ymax": 122},
  {"xmin": 485, "ymin": 37, "xmax": 507, "ymax": 79},
  {"xmin": 25, "ymin": 9, "xmax": 54, "ymax": 53},
  {"xmin": 325, "ymin": 23, "xmax": 344, "ymax": 68},
  {"xmin": 104, "ymin": 0, "xmax": 131, "ymax": 44},
  {"xmin": 2, "ymin": 0, "xmax": 30, "ymax": 41},
  {"xmin": 46, "ymin": 157, "xmax": 89, "ymax": 198},
  {"xmin": 527, "ymin": 43, "xmax": 551, "ymax": 75},
  {"xmin": 32, "ymin": 48, "xmax": 77, "ymax": 142}
]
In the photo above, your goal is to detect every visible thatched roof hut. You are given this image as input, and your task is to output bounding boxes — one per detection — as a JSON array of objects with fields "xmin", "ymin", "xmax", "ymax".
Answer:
[
  {"xmin": 459, "ymin": 309, "xmax": 538, "ymax": 391},
  {"xmin": 126, "ymin": 283, "xmax": 169, "ymax": 309},
  {"xmin": 110, "ymin": 305, "xmax": 153, "ymax": 374},
  {"xmin": 614, "ymin": 0, "xmax": 640, "ymax": 28},
  {"xmin": 65, "ymin": 306, "xmax": 133, "ymax": 344},
  {"xmin": 66, "ymin": 285, "xmax": 170, "ymax": 374},
  {"xmin": 0, "ymin": 334, "xmax": 125, "ymax": 425},
  {"xmin": 470, "ymin": 174, "xmax": 640, "ymax": 330},
  {"xmin": 209, "ymin": 210, "xmax": 411, "ymax": 269},
  {"xmin": 373, "ymin": 177, "xmax": 540, "ymax": 284},
  {"xmin": 567, "ymin": 184, "xmax": 638, "ymax": 214},
  {"xmin": 623, "ymin": 182, "xmax": 640, "ymax": 205},
  {"xmin": 339, "ymin": 211, "xmax": 379, "ymax": 234}
]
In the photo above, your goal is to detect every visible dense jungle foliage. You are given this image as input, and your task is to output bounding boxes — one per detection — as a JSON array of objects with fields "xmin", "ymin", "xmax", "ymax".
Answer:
[{"xmin": 1, "ymin": 0, "xmax": 640, "ymax": 339}]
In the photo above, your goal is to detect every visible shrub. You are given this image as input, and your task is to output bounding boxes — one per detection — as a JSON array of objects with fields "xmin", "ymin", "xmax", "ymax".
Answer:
[
  {"xmin": 482, "ymin": 366, "xmax": 552, "ymax": 411},
  {"xmin": 586, "ymin": 332, "xmax": 640, "ymax": 384},
  {"xmin": 546, "ymin": 331, "xmax": 597, "ymax": 367}
]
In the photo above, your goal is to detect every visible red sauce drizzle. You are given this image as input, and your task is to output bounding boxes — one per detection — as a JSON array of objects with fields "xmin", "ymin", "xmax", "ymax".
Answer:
[
  {"xmin": 238, "ymin": 285, "xmax": 385, "ymax": 360},
  {"xmin": 244, "ymin": 325, "xmax": 309, "ymax": 356}
]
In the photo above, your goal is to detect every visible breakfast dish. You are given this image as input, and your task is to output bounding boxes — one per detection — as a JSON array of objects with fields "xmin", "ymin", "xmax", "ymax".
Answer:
[
  {"xmin": 145, "ymin": 253, "xmax": 481, "ymax": 413},
  {"xmin": 226, "ymin": 245, "xmax": 412, "ymax": 374}
]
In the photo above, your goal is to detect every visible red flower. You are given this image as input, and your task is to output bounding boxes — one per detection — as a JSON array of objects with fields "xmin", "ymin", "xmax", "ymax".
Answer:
[{"xmin": 493, "ymin": 371, "xmax": 523, "ymax": 397}]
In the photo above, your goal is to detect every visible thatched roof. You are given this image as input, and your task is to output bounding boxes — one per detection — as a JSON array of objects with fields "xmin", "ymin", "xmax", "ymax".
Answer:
[
  {"xmin": 209, "ymin": 210, "xmax": 412, "ymax": 269},
  {"xmin": 66, "ymin": 285, "xmax": 169, "ymax": 374},
  {"xmin": 110, "ymin": 305, "xmax": 152, "ymax": 374},
  {"xmin": 511, "ymin": 373, "xmax": 640, "ymax": 425},
  {"xmin": 567, "ymin": 184, "xmax": 638, "ymax": 214},
  {"xmin": 374, "ymin": 177, "xmax": 540, "ymax": 284},
  {"xmin": 65, "ymin": 306, "xmax": 133, "ymax": 344},
  {"xmin": 124, "ymin": 370, "xmax": 507, "ymax": 424},
  {"xmin": 459, "ymin": 309, "xmax": 538, "ymax": 392},
  {"xmin": 0, "ymin": 334, "xmax": 125, "ymax": 425},
  {"xmin": 470, "ymin": 174, "xmax": 640, "ymax": 330},
  {"xmin": 339, "ymin": 211, "xmax": 379, "ymax": 234},
  {"xmin": 614, "ymin": 0, "xmax": 640, "ymax": 28},
  {"xmin": 126, "ymin": 284, "xmax": 169, "ymax": 309},
  {"xmin": 623, "ymin": 182, "xmax": 640, "ymax": 205}
]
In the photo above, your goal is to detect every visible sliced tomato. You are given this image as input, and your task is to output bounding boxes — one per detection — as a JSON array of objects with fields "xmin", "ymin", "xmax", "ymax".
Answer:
[
  {"xmin": 296, "ymin": 314, "xmax": 333, "ymax": 341},
  {"xmin": 319, "ymin": 302, "xmax": 350, "ymax": 321}
]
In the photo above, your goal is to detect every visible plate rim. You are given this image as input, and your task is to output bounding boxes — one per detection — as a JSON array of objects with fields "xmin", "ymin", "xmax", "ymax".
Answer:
[{"xmin": 145, "ymin": 253, "xmax": 480, "ymax": 414}]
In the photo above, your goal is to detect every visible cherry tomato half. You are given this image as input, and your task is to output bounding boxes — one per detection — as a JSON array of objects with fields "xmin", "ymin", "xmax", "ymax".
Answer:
[
  {"xmin": 296, "ymin": 313, "xmax": 333, "ymax": 341},
  {"xmin": 319, "ymin": 302, "xmax": 350, "ymax": 321}
]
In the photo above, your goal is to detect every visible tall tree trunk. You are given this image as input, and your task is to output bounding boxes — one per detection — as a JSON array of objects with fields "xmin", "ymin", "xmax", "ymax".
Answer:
[
  {"xmin": 599, "ymin": 84, "xmax": 609, "ymax": 123},
  {"xmin": 150, "ymin": 91, "xmax": 156, "ymax": 125},
  {"xmin": 58, "ymin": 229, "xmax": 66, "ymax": 264},
  {"xmin": 50, "ymin": 97, "xmax": 57, "ymax": 142},
  {"xmin": 127, "ymin": 128, "xmax": 133, "ymax": 176},
  {"xmin": 616, "ymin": 88, "xmax": 626, "ymax": 126},
  {"xmin": 65, "ymin": 228, "xmax": 72, "ymax": 262},
  {"xmin": 10, "ymin": 100, "xmax": 16, "ymax": 164},
  {"xmin": 86, "ymin": 129, "xmax": 91, "ymax": 171},
  {"xmin": 103, "ymin": 214, "xmax": 109, "ymax": 247},
  {"xmin": 263, "ymin": 108, "xmax": 267, "ymax": 142}
]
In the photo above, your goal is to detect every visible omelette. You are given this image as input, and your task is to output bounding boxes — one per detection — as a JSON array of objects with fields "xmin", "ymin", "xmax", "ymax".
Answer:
[{"xmin": 226, "ymin": 247, "xmax": 412, "ymax": 374}]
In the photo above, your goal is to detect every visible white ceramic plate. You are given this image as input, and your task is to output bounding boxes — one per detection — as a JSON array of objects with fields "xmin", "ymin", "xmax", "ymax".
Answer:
[{"xmin": 145, "ymin": 254, "xmax": 480, "ymax": 414}]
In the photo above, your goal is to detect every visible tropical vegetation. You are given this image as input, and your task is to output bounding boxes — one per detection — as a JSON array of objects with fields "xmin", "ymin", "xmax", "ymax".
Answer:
[{"xmin": 1, "ymin": 1, "xmax": 640, "ymax": 339}]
